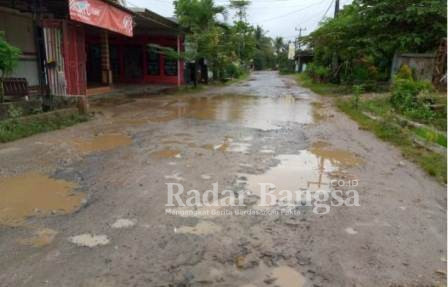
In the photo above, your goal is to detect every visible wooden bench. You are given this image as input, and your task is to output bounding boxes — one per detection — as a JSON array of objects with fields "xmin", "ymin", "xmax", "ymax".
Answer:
[{"xmin": 1, "ymin": 78, "xmax": 29, "ymax": 102}]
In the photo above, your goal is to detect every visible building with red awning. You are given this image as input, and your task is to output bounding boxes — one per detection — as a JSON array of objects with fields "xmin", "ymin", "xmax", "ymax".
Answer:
[{"xmin": 0, "ymin": 0, "xmax": 184, "ymax": 98}]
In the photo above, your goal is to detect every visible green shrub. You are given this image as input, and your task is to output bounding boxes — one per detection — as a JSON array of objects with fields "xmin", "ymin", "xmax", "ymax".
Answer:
[
  {"xmin": 351, "ymin": 84, "xmax": 364, "ymax": 109},
  {"xmin": 390, "ymin": 65, "xmax": 436, "ymax": 122},
  {"xmin": 225, "ymin": 63, "xmax": 244, "ymax": 78},
  {"xmin": 306, "ymin": 63, "xmax": 330, "ymax": 82}
]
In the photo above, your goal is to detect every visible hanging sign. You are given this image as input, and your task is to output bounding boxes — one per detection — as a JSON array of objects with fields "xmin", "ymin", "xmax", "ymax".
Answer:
[{"xmin": 69, "ymin": 0, "xmax": 133, "ymax": 37}]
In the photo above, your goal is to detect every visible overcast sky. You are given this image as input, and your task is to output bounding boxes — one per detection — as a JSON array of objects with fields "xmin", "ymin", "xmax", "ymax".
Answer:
[{"xmin": 125, "ymin": 0, "xmax": 352, "ymax": 41}]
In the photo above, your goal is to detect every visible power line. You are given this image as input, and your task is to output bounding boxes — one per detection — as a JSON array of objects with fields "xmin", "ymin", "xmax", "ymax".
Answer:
[
  {"xmin": 255, "ymin": 0, "xmax": 327, "ymax": 23},
  {"xmin": 321, "ymin": 0, "xmax": 335, "ymax": 21}
]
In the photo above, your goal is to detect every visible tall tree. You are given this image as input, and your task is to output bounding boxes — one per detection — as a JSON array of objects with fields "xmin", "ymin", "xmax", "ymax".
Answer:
[
  {"xmin": 229, "ymin": 0, "xmax": 251, "ymax": 22},
  {"xmin": 304, "ymin": 0, "xmax": 447, "ymax": 83},
  {"xmin": 174, "ymin": 0, "xmax": 227, "ymax": 82}
]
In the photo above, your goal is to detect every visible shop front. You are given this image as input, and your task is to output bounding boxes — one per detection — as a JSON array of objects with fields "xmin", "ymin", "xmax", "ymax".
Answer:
[
  {"xmin": 0, "ymin": 0, "xmax": 184, "ymax": 98},
  {"xmin": 43, "ymin": 0, "xmax": 184, "ymax": 97}
]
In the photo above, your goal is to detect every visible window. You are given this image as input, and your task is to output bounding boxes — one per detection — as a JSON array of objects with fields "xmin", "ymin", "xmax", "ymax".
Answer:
[
  {"xmin": 147, "ymin": 47, "xmax": 160, "ymax": 76},
  {"xmin": 164, "ymin": 57, "xmax": 178, "ymax": 76}
]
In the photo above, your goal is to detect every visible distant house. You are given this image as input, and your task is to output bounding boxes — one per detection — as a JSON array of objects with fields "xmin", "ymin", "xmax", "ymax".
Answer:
[
  {"xmin": 0, "ymin": 0, "xmax": 185, "ymax": 98},
  {"xmin": 295, "ymin": 50, "xmax": 313, "ymax": 73}
]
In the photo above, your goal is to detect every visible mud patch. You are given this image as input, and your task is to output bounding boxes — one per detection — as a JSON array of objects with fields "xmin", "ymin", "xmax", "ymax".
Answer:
[
  {"xmin": 151, "ymin": 149, "xmax": 181, "ymax": 159},
  {"xmin": 311, "ymin": 101, "xmax": 326, "ymax": 122},
  {"xmin": 175, "ymin": 221, "xmax": 222, "ymax": 235},
  {"xmin": 18, "ymin": 228, "xmax": 58, "ymax": 247},
  {"xmin": 74, "ymin": 133, "xmax": 132, "ymax": 153},
  {"xmin": 115, "ymin": 118, "xmax": 149, "ymax": 126},
  {"xmin": 0, "ymin": 172, "xmax": 84, "ymax": 226},
  {"xmin": 69, "ymin": 234, "xmax": 110, "ymax": 248},
  {"xmin": 310, "ymin": 141, "xmax": 362, "ymax": 167}
]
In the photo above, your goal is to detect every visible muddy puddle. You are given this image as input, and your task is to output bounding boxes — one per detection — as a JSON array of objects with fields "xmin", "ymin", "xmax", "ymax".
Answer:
[
  {"xmin": 310, "ymin": 141, "xmax": 362, "ymax": 166},
  {"xmin": 241, "ymin": 142, "xmax": 361, "ymax": 205},
  {"xmin": 114, "ymin": 118, "xmax": 150, "ymax": 126},
  {"xmin": 311, "ymin": 101, "xmax": 326, "ymax": 122},
  {"xmin": 74, "ymin": 133, "xmax": 132, "ymax": 153},
  {"xmin": 0, "ymin": 172, "xmax": 85, "ymax": 226},
  {"xmin": 150, "ymin": 149, "xmax": 181, "ymax": 159},
  {"xmin": 144, "ymin": 94, "xmax": 313, "ymax": 129}
]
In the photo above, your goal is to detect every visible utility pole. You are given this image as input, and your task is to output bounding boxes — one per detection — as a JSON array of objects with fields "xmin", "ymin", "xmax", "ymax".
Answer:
[
  {"xmin": 332, "ymin": 0, "xmax": 340, "ymax": 80},
  {"xmin": 295, "ymin": 27, "xmax": 306, "ymax": 50},
  {"xmin": 334, "ymin": 0, "xmax": 340, "ymax": 17},
  {"xmin": 295, "ymin": 27, "xmax": 306, "ymax": 72}
]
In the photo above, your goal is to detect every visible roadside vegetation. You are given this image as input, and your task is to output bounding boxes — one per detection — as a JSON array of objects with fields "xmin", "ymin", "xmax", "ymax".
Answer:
[
  {"xmin": 291, "ymin": 0, "xmax": 447, "ymax": 183},
  {"xmin": 336, "ymin": 66, "xmax": 446, "ymax": 183},
  {"xmin": 337, "ymin": 96, "xmax": 446, "ymax": 184},
  {"xmin": 297, "ymin": 65, "xmax": 447, "ymax": 183},
  {"xmin": 0, "ymin": 109, "xmax": 89, "ymax": 143},
  {"xmin": 301, "ymin": 0, "xmax": 445, "ymax": 87},
  {"xmin": 173, "ymin": 0, "xmax": 276, "ymax": 83}
]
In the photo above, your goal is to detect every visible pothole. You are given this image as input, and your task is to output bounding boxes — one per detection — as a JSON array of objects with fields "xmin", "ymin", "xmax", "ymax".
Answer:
[
  {"xmin": 74, "ymin": 133, "xmax": 132, "ymax": 153},
  {"xmin": 0, "ymin": 172, "xmax": 85, "ymax": 226}
]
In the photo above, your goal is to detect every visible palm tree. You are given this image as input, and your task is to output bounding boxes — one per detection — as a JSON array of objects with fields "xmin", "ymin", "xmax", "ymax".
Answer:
[{"xmin": 274, "ymin": 37, "xmax": 284, "ymax": 55}]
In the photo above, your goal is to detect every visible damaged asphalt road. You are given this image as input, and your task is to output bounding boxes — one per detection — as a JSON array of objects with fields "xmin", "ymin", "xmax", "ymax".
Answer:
[{"xmin": 0, "ymin": 71, "xmax": 446, "ymax": 286}]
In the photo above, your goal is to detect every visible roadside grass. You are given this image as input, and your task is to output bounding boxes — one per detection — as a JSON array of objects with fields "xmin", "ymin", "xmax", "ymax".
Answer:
[
  {"xmin": 413, "ymin": 127, "xmax": 447, "ymax": 147},
  {"xmin": 295, "ymin": 73, "xmax": 351, "ymax": 96},
  {"xmin": 336, "ymin": 98, "xmax": 447, "ymax": 184},
  {"xmin": 294, "ymin": 72, "xmax": 447, "ymax": 182},
  {"xmin": 0, "ymin": 109, "xmax": 89, "ymax": 143},
  {"xmin": 356, "ymin": 94, "xmax": 447, "ymax": 147}
]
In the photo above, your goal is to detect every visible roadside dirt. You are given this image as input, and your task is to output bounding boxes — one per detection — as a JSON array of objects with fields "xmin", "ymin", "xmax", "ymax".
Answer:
[{"xmin": 0, "ymin": 71, "xmax": 445, "ymax": 287}]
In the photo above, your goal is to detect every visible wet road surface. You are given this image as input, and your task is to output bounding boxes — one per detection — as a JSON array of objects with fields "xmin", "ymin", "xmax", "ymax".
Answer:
[{"xmin": 0, "ymin": 71, "xmax": 446, "ymax": 286}]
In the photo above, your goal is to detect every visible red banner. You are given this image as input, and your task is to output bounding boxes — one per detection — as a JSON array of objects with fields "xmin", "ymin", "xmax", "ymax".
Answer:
[{"xmin": 69, "ymin": 0, "xmax": 133, "ymax": 37}]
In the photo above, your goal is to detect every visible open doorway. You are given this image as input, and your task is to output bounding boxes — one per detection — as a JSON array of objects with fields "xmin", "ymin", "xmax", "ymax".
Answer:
[
  {"xmin": 123, "ymin": 45, "xmax": 143, "ymax": 82},
  {"xmin": 86, "ymin": 43, "xmax": 102, "ymax": 86}
]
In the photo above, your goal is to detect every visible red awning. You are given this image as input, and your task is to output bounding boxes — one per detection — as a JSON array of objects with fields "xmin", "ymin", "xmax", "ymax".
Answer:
[{"xmin": 69, "ymin": 0, "xmax": 133, "ymax": 37}]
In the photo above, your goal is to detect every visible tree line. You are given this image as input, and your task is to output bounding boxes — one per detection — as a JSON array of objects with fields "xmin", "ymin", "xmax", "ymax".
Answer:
[
  {"xmin": 173, "ymin": 0, "xmax": 288, "ymax": 80},
  {"xmin": 302, "ymin": 0, "xmax": 446, "ymax": 86}
]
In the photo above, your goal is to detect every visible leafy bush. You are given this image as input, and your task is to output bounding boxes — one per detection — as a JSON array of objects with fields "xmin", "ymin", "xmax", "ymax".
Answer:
[
  {"xmin": 225, "ymin": 63, "xmax": 244, "ymax": 78},
  {"xmin": 306, "ymin": 63, "xmax": 330, "ymax": 82},
  {"xmin": 390, "ymin": 65, "xmax": 436, "ymax": 122},
  {"xmin": 0, "ymin": 32, "xmax": 20, "ymax": 77},
  {"xmin": 303, "ymin": 0, "xmax": 446, "ymax": 85},
  {"xmin": 0, "ymin": 32, "xmax": 21, "ymax": 102}
]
